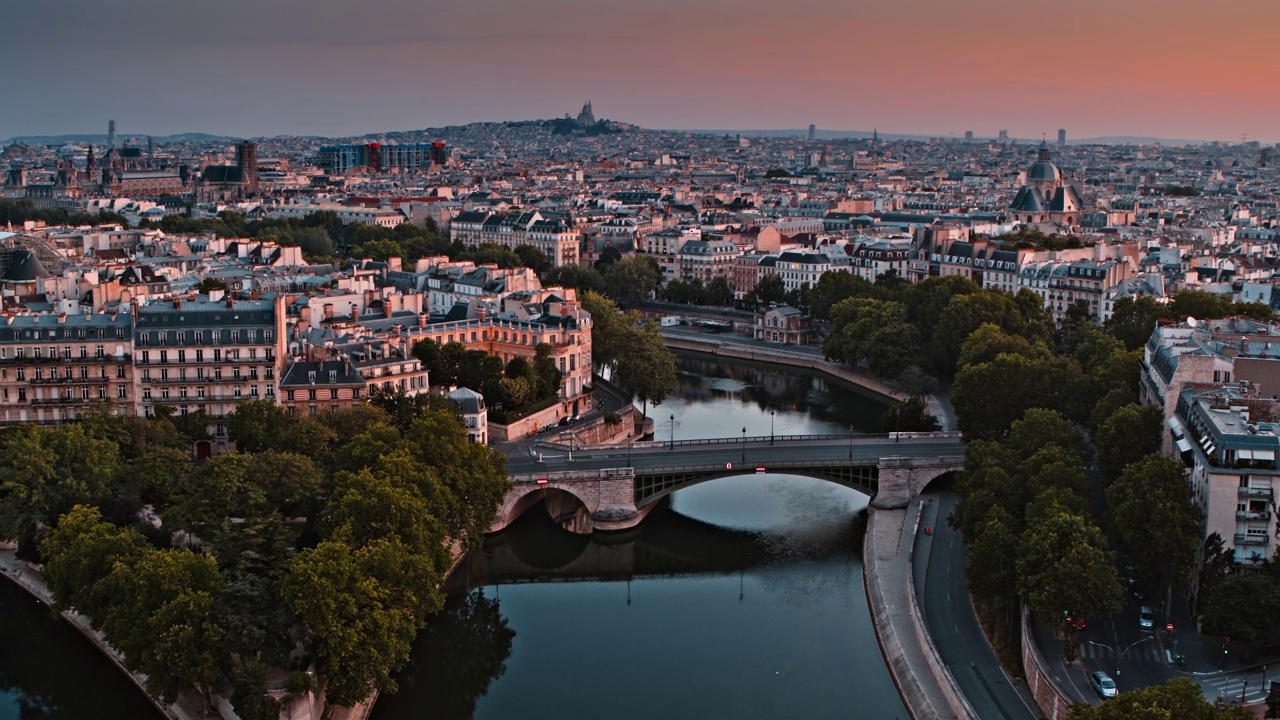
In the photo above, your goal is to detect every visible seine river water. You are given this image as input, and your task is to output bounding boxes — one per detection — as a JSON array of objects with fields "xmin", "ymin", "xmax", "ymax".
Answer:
[
  {"xmin": 372, "ymin": 352, "xmax": 907, "ymax": 720},
  {"xmin": 0, "ymin": 351, "xmax": 906, "ymax": 720}
]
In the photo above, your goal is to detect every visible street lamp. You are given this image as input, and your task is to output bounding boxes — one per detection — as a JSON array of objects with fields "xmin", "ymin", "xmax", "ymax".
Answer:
[
  {"xmin": 848, "ymin": 424, "xmax": 855, "ymax": 460},
  {"xmin": 669, "ymin": 414, "xmax": 675, "ymax": 450},
  {"xmin": 741, "ymin": 426, "xmax": 747, "ymax": 463},
  {"xmin": 770, "ymin": 411, "xmax": 775, "ymax": 445},
  {"xmin": 627, "ymin": 433, "xmax": 632, "ymax": 468}
]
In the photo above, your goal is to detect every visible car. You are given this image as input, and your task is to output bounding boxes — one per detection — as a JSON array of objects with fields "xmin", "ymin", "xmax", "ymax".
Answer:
[
  {"xmin": 1139, "ymin": 606, "xmax": 1154, "ymax": 630},
  {"xmin": 1090, "ymin": 671, "xmax": 1117, "ymax": 698},
  {"xmin": 1066, "ymin": 612, "xmax": 1087, "ymax": 631}
]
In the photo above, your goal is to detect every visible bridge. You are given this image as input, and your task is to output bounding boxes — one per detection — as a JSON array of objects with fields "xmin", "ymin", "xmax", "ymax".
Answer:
[{"xmin": 495, "ymin": 432, "xmax": 965, "ymax": 534}]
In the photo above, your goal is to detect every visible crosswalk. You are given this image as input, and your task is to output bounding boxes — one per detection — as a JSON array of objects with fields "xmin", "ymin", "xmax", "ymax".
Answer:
[
  {"xmin": 1076, "ymin": 642, "xmax": 1165, "ymax": 663},
  {"xmin": 1204, "ymin": 674, "xmax": 1268, "ymax": 705}
]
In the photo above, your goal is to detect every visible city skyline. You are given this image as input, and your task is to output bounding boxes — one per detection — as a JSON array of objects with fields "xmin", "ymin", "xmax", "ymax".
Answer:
[{"xmin": 2, "ymin": 0, "xmax": 1278, "ymax": 144}]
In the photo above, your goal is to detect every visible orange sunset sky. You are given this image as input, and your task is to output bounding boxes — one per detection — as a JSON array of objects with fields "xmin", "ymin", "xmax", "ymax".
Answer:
[{"xmin": 2, "ymin": 0, "xmax": 1277, "ymax": 141}]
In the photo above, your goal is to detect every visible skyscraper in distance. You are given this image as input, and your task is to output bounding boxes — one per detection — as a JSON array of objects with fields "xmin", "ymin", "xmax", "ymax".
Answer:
[
  {"xmin": 808, "ymin": 124, "xmax": 816, "ymax": 141},
  {"xmin": 964, "ymin": 130, "xmax": 974, "ymax": 144},
  {"xmin": 998, "ymin": 129, "xmax": 1009, "ymax": 145},
  {"xmin": 1058, "ymin": 128, "xmax": 1067, "ymax": 147}
]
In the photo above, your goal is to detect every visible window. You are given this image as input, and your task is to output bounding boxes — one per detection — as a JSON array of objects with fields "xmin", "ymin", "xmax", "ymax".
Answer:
[
  {"xmin": 158, "ymin": 350, "xmax": 167, "ymax": 363},
  {"xmin": 117, "ymin": 385, "xmax": 127, "ymax": 398},
  {"xmin": 330, "ymin": 389, "xmax": 338, "ymax": 400},
  {"xmin": 197, "ymin": 387, "xmax": 206, "ymax": 399},
  {"xmin": 161, "ymin": 388, "xmax": 169, "ymax": 400}
]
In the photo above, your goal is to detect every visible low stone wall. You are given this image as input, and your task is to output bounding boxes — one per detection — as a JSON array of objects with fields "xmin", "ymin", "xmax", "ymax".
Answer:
[
  {"xmin": 1021, "ymin": 606, "xmax": 1074, "ymax": 720},
  {"xmin": 490, "ymin": 401, "xmax": 570, "ymax": 442},
  {"xmin": 864, "ymin": 506, "xmax": 975, "ymax": 720},
  {"xmin": 664, "ymin": 335, "xmax": 909, "ymax": 404}
]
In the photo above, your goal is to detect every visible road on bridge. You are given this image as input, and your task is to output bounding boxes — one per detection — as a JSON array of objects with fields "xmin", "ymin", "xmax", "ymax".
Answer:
[{"xmin": 506, "ymin": 435, "xmax": 964, "ymax": 477}]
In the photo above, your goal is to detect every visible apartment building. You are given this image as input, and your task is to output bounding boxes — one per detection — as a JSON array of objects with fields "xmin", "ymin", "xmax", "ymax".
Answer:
[
  {"xmin": 450, "ymin": 210, "xmax": 580, "ymax": 267},
  {"xmin": 404, "ymin": 294, "xmax": 593, "ymax": 415},
  {"xmin": 134, "ymin": 297, "xmax": 288, "ymax": 440},
  {"xmin": 0, "ymin": 312, "xmax": 135, "ymax": 425},
  {"xmin": 1170, "ymin": 385, "xmax": 1280, "ymax": 566}
]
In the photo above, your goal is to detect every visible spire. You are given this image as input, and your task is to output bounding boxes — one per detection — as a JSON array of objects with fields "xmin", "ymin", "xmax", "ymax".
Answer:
[{"xmin": 1037, "ymin": 138, "xmax": 1052, "ymax": 162}]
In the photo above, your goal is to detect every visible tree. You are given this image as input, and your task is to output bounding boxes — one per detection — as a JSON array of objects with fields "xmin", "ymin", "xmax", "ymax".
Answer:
[
  {"xmin": 513, "ymin": 245, "xmax": 551, "ymax": 274},
  {"xmin": 603, "ymin": 256, "xmax": 662, "ymax": 306},
  {"xmin": 292, "ymin": 226, "xmax": 335, "ymax": 258},
  {"xmin": 614, "ymin": 321, "xmax": 678, "ymax": 421},
  {"xmin": 230, "ymin": 659, "xmax": 283, "ymax": 720},
  {"xmin": 543, "ymin": 265, "xmax": 606, "ymax": 294},
  {"xmin": 40, "ymin": 505, "xmax": 149, "ymax": 617},
  {"xmin": 902, "ymin": 275, "xmax": 980, "ymax": 340},
  {"xmin": 807, "ymin": 270, "xmax": 873, "ymax": 320},
  {"xmin": 579, "ymin": 291, "xmax": 632, "ymax": 373},
  {"xmin": 283, "ymin": 539, "xmax": 430, "ymax": 705},
  {"xmin": 1196, "ymin": 533, "xmax": 1235, "ymax": 617},
  {"xmin": 705, "ymin": 276, "xmax": 734, "ymax": 306},
  {"xmin": 1017, "ymin": 510, "xmax": 1123, "ymax": 630},
  {"xmin": 98, "ymin": 548, "xmax": 227, "ymax": 705},
  {"xmin": 353, "ymin": 238, "xmax": 405, "ymax": 262},
  {"xmin": 824, "ymin": 298, "xmax": 921, "ymax": 378},
  {"xmin": 0, "ymin": 424, "xmax": 120, "ymax": 549},
  {"xmin": 956, "ymin": 323, "xmax": 1047, "ymax": 369},
  {"xmin": 593, "ymin": 245, "xmax": 623, "ymax": 270},
  {"xmin": 1105, "ymin": 296, "xmax": 1165, "ymax": 350},
  {"xmin": 1066, "ymin": 677, "xmax": 1252, "ymax": 720},
  {"xmin": 747, "ymin": 274, "xmax": 787, "ymax": 308},
  {"xmin": 880, "ymin": 397, "xmax": 941, "ymax": 433},
  {"xmin": 196, "ymin": 277, "xmax": 228, "ymax": 293},
  {"xmin": 1107, "ymin": 454, "xmax": 1203, "ymax": 600},
  {"xmin": 1095, "ymin": 404, "xmax": 1163, "ymax": 482},
  {"xmin": 227, "ymin": 400, "xmax": 293, "ymax": 453},
  {"xmin": 953, "ymin": 354, "xmax": 1088, "ymax": 439},
  {"xmin": 964, "ymin": 506, "xmax": 1019, "ymax": 602},
  {"xmin": 932, "ymin": 290, "xmax": 1028, "ymax": 377},
  {"xmin": 1201, "ymin": 571, "xmax": 1280, "ymax": 642}
]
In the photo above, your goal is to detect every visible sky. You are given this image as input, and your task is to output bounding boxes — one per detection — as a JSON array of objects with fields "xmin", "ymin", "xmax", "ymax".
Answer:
[{"xmin": 2, "ymin": 0, "xmax": 1278, "ymax": 143}]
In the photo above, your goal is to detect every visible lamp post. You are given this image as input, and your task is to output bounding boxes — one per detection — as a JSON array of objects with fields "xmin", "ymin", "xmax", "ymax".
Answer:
[
  {"xmin": 770, "ymin": 411, "xmax": 775, "ymax": 445},
  {"xmin": 848, "ymin": 424, "xmax": 855, "ymax": 460},
  {"xmin": 627, "ymin": 433, "xmax": 632, "ymax": 468},
  {"xmin": 741, "ymin": 426, "xmax": 747, "ymax": 463},
  {"xmin": 669, "ymin": 414, "xmax": 675, "ymax": 450}
]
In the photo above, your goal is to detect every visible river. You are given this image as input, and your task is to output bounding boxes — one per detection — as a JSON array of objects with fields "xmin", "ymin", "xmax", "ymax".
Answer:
[
  {"xmin": 371, "ymin": 351, "xmax": 908, "ymax": 720},
  {"xmin": 0, "ymin": 351, "xmax": 906, "ymax": 720}
]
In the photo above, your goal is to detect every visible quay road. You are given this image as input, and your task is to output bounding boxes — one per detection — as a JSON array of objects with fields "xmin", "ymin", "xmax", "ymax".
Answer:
[{"xmin": 505, "ymin": 433, "xmax": 965, "ymax": 479}]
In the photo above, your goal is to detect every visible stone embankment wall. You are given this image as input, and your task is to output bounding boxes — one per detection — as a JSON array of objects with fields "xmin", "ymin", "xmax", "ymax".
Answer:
[
  {"xmin": 863, "ymin": 507, "xmax": 976, "ymax": 720},
  {"xmin": 1021, "ymin": 606, "xmax": 1073, "ymax": 720}
]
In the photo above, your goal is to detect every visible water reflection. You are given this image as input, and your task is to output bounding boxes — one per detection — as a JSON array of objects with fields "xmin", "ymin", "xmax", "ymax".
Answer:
[
  {"xmin": 377, "ymin": 474, "xmax": 906, "ymax": 720},
  {"xmin": 373, "ymin": 353, "xmax": 905, "ymax": 720},
  {"xmin": 0, "ymin": 581, "xmax": 163, "ymax": 720},
  {"xmin": 666, "ymin": 352, "xmax": 890, "ymax": 436}
]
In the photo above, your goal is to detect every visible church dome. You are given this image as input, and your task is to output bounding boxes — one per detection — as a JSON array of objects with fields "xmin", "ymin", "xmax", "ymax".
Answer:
[{"xmin": 1026, "ymin": 140, "xmax": 1061, "ymax": 184}]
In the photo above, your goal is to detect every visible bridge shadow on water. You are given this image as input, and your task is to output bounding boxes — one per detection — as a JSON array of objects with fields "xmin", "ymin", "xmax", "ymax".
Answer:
[{"xmin": 446, "ymin": 496, "xmax": 866, "ymax": 593}]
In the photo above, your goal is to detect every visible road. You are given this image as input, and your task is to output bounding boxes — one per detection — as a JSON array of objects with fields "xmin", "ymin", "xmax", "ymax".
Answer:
[
  {"xmin": 917, "ymin": 488, "xmax": 1040, "ymax": 720},
  {"xmin": 505, "ymin": 434, "xmax": 964, "ymax": 476}
]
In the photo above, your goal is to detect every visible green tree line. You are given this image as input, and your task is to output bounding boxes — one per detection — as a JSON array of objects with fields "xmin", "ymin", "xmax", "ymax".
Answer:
[{"xmin": 1, "ymin": 398, "xmax": 510, "ymax": 713}]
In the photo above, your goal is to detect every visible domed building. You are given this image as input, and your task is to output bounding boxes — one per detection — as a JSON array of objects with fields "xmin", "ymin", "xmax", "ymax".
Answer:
[{"xmin": 1009, "ymin": 140, "xmax": 1085, "ymax": 226}]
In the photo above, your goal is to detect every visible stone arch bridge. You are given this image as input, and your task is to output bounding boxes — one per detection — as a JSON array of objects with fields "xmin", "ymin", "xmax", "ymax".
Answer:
[{"xmin": 496, "ymin": 432, "xmax": 965, "ymax": 534}]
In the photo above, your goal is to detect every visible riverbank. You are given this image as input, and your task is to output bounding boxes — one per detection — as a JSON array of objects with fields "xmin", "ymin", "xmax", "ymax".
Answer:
[
  {"xmin": 863, "ymin": 504, "xmax": 976, "ymax": 720},
  {"xmin": 660, "ymin": 330, "xmax": 955, "ymax": 432},
  {"xmin": 0, "ymin": 543, "xmax": 194, "ymax": 720}
]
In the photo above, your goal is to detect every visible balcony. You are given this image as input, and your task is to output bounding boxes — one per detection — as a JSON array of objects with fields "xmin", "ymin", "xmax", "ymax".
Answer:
[
  {"xmin": 1237, "ymin": 510, "xmax": 1273, "ymax": 521},
  {"xmin": 1235, "ymin": 533, "xmax": 1271, "ymax": 547},
  {"xmin": 0, "ymin": 353, "xmax": 130, "ymax": 365},
  {"xmin": 1238, "ymin": 487, "xmax": 1274, "ymax": 499}
]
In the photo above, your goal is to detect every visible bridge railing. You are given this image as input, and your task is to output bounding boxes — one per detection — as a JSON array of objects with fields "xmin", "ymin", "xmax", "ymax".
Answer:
[
  {"xmin": 533, "ymin": 431, "xmax": 963, "ymax": 452},
  {"xmin": 510, "ymin": 468, "xmax": 636, "ymax": 484},
  {"xmin": 632, "ymin": 458, "xmax": 879, "ymax": 476}
]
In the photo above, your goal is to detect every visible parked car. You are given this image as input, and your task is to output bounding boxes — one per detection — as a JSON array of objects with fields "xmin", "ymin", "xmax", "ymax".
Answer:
[
  {"xmin": 1139, "ymin": 606, "xmax": 1154, "ymax": 630},
  {"xmin": 1066, "ymin": 612, "xmax": 1087, "ymax": 631},
  {"xmin": 1090, "ymin": 671, "xmax": 1117, "ymax": 698}
]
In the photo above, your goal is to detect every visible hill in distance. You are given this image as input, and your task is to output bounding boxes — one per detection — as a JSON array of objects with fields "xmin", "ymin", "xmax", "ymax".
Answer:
[{"xmin": 4, "ymin": 132, "xmax": 240, "ymax": 146}]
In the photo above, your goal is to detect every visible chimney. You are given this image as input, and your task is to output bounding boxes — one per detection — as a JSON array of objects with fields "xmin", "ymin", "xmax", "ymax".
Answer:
[
  {"xmin": 475, "ymin": 304, "xmax": 486, "ymax": 321},
  {"xmin": 323, "ymin": 304, "xmax": 334, "ymax": 320},
  {"xmin": 57, "ymin": 312, "xmax": 67, "ymax": 324},
  {"xmin": 352, "ymin": 306, "xmax": 360, "ymax": 321}
]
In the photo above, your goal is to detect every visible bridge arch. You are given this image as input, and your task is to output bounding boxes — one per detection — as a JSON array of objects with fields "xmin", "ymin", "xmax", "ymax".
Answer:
[
  {"xmin": 497, "ymin": 483, "xmax": 597, "ymax": 534},
  {"xmin": 634, "ymin": 463, "xmax": 880, "ymax": 508}
]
